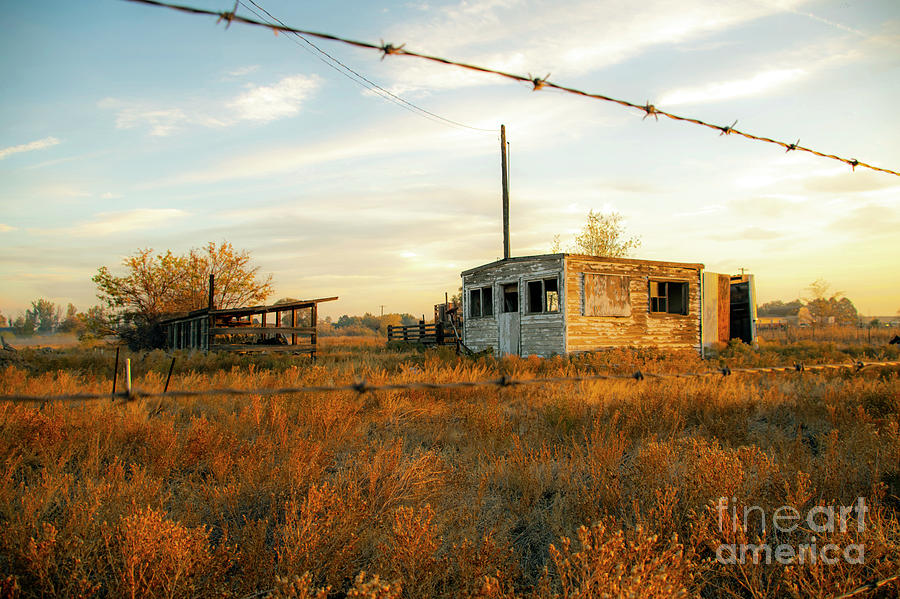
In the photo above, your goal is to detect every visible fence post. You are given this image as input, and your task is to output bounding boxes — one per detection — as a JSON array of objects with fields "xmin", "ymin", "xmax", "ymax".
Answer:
[
  {"xmin": 436, "ymin": 322, "xmax": 444, "ymax": 345},
  {"xmin": 387, "ymin": 325, "xmax": 393, "ymax": 341},
  {"xmin": 419, "ymin": 319, "xmax": 425, "ymax": 341},
  {"xmin": 164, "ymin": 357, "xmax": 176, "ymax": 393},
  {"xmin": 125, "ymin": 358, "xmax": 132, "ymax": 398},
  {"xmin": 111, "ymin": 347, "xmax": 120, "ymax": 397}
]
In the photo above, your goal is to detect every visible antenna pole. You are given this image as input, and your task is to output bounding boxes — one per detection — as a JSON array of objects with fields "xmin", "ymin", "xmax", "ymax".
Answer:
[{"xmin": 501, "ymin": 124, "xmax": 510, "ymax": 260}]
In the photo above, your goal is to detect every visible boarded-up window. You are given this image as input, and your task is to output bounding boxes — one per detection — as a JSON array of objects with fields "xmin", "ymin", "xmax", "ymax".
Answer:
[{"xmin": 583, "ymin": 274, "xmax": 631, "ymax": 316}]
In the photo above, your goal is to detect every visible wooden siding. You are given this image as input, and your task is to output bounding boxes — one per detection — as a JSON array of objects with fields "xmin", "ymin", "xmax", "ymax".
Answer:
[
  {"xmin": 584, "ymin": 273, "xmax": 631, "ymax": 316},
  {"xmin": 564, "ymin": 256, "xmax": 702, "ymax": 352},
  {"xmin": 462, "ymin": 256, "xmax": 565, "ymax": 357}
]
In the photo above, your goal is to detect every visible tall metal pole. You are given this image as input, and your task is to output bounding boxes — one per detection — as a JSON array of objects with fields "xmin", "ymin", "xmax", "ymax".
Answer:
[{"xmin": 501, "ymin": 124, "xmax": 510, "ymax": 260}]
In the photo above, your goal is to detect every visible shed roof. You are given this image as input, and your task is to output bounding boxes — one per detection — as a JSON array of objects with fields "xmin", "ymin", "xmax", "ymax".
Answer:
[
  {"xmin": 461, "ymin": 253, "xmax": 704, "ymax": 277},
  {"xmin": 158, "ymin": 296, "xmax": 338, "ymax": 324}
]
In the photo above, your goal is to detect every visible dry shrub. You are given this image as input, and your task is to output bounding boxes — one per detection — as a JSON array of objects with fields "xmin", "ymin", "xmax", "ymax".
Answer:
[
  {"xmin": 540, "ymin": 521, "xmax": 692, "ymax": 598},
  {"xmin": 277, "ymin": 481, "xmax": 367, "ymax": 589},
  {"xmin": 103, "ymin": 505, "xmax": 231, "ymax": 599}
]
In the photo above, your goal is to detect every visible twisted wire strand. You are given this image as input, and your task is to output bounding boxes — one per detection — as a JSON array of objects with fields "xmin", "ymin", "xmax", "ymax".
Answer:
[{"xmin": 121, "ymin": 0, "xmax": 899, "ymax": 176}]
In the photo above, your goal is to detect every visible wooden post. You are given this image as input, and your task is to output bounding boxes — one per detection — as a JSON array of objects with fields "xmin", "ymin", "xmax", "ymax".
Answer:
[
  {"xmin": 501, "ymin": 124, "xmax": 510, "ymax": 260},
  {"xmin": 387, "ymin": 325, "xmax": 393, "ymax": 341},
  {"xmin": 310, "ymin": 304, "xmax": 318, "ymax": 360},
  {"xmin": 164, "ymin": 357, "xmax": 176, "ymax": 392},
  {"xmin": 419, "ymin": 319, "xmax": 426, "ymax": 341},
  {"xmin": 112, "ymin": 347, "xmax": 120, "ymax": 396},
  {"xmin": 208, "ymin": 274, "xmax": 215, "ymax": 310},
  {"xmin": 125, "ymin": 358, "xmax": 132, "ymax": 397},
  {"xmin": 436, "ymin": 322, "xmax": 444, "ymax": 345},
  {"xmin": 291, "ymin": 309, "xmax": 297, "ymax": 346}
]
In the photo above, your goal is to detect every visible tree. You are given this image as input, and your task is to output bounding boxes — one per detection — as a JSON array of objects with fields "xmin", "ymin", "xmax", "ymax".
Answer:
[
  {"xmin": 93, "ymin": 242, "xmax": 273, "ymax": 348},
  {"xmin": 802, "ymin": 279, "xmax": 858, "ymax": 325},
  {"xmin": 58, "ymin": 304, "xmax": 81, "ymax": 334},
  {"xmin": 29, "ymin": 299, "xmax": 60, "ymax": 334},
  {"xmin": 93, "ymin": 241, "xmax": 273, "ymax": 320},
  {"xmin": 553, "ymin": 210, "xmax": 641, "ymax": 257},
  {"xmin": 758, "ymin": 300, "xmax": 803, "ymax": 317}
]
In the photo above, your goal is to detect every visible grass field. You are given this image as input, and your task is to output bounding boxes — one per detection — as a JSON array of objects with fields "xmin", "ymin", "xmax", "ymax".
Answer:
[{"xmin": 1, "ymin": 339, "xmax": 898, "ymax": 598}]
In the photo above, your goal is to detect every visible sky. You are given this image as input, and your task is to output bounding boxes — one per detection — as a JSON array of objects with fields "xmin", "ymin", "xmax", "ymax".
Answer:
[{"xmin": 1, "ymin": 0, "xmax": 899, "ymax": 321}]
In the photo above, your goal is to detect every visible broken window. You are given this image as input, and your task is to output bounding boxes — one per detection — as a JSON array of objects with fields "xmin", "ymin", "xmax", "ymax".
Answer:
[
  {"xmin": 502, "ymin": 283, "xmax": 519, "ymax": 313},
  {"xmin": 527, "ymin": 278, "xmax": 560, "ymax": 313},
  {"xmin": 583, "ymin": 274, "xmax": 631, "ymax": 316},
  {"xmin": 468, "ymin": 287, "xmax": 493, "ymax": 318},
  {"xmin": 649, "ymin": 280, "xmax": 688, "ymax": 315}
]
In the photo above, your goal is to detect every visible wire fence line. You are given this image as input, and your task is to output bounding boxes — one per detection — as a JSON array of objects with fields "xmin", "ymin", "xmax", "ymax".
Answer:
[
  {"xmin": 121, "ymin": 0, "xmax": 899, "ymax": 177},
  {"xmin": 239, "ymin": 0, "xmax": 495, "ymax": 133},
  {"xmin": 2, "ymin": 359, "xmax": 898, "ymax": 405}
]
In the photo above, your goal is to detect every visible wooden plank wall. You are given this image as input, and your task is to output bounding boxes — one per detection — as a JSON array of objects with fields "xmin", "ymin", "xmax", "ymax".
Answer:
[
  {"xmin": 565, "ymin": 256, "xmax": 702, "ymax": 352},
  {"xmin": 462, "ymin": 256, "xmax": 565, "ymax": 357},
  {"xmin": 717, "ymin": 274, "xmax": 731, "ymax": 342}
]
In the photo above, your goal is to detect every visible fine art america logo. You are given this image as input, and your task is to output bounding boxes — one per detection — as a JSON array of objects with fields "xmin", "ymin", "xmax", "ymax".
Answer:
[{"xmin": 715, "ymin": 497, "xmax": 867, "ymax": 565}]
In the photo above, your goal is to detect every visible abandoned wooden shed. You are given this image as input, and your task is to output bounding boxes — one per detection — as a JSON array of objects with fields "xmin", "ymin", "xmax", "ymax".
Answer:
[
  {"xmin": 159, "ymin": 296, "xmax": 337, "ymax": 358},
  {"xmin": 461, "ymin": 253, "xmax": 755, "ymax": 357}
]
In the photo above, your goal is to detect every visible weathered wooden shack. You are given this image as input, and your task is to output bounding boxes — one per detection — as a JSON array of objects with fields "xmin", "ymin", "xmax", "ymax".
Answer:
[
  {"xmin": 160, "ymin": 296, "xmax": 337, "ymax": 358},
  {"xmin": 461, "ymin": 253, "xmax": 754, "ymax": 357}
]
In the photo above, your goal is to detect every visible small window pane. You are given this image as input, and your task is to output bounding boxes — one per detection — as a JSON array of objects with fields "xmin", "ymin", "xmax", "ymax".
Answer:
[
  {"xmin": 469, "ymin": 289, "xmax": 482, "ymax": 318},
  {"xmin": 527, "ymin": 281, "xmax": 543, "ymax": 313},
  {"xmin": 482, "ymin": 288, "xmax": 493, "ymax": 316},
  {"xmin": 503, "ymin": 284, "xmax": 518, "ymax": 313},
  {"xmin": 545, "ymin": 278, "xmax": 559, "ymax": 312},
  {"xmin": 668, "ymin": 282, "xmax": 688, "ymax": 315}
]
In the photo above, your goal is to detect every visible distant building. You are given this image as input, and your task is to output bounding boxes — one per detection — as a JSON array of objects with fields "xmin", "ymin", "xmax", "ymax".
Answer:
[{"xmin": 460, "ymin": 253, "xmax": 755, "ymax": 357}]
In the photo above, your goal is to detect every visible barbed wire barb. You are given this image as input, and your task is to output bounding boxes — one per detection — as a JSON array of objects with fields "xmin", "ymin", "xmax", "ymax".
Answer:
[{"xmin": 119, "ymin": 0, "xmax": 899, "ymax": 177}]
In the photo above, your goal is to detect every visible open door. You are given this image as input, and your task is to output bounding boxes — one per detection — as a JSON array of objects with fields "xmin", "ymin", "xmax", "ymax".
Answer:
[
  {"xmin": 729, "ymin": 275, "xmax": 757, "ymax": 345},
  {"xmin": 498, "ymin": 283, "xmax": 520, "ymax": 355}
]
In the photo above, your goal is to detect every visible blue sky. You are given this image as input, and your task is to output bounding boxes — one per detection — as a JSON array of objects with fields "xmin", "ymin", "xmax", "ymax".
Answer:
[{"xmin": 2, "ymin": 0, "xmax": 899, "ymax": 320}]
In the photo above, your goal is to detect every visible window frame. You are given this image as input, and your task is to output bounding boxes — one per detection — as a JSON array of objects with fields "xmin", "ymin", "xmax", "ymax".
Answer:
[
  {"xmin": 648, "ymin": 279, "xmax": 689, "ymax": 316},
  {"xmin": 526, "ymin": 277, "xmax": 561, "ymax": 314},
  {"xmin": 468, "ymin": 286, "xmax": 493, "ymax": 318}
]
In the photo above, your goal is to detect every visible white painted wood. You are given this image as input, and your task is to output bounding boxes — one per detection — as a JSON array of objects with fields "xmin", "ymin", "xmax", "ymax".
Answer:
[{"xmin": 498, "ymin": 312, "xmax": 520, "ymax": 355}]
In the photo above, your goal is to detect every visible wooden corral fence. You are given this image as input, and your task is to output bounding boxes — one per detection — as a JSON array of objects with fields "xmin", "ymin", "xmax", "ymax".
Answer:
[
  {"xmin": 161, "ymin": 296, "xmax": 338, "ymax": 358},
  {"xmin": 387, "ymin": 321, "xmax": 460, "ymax": 350}
]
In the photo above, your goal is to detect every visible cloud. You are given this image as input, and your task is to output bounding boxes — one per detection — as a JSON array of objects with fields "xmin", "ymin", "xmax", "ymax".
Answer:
[
  {"xmin": 708, "ymin": 226, "xmax": 782, "ymax": 241},
  {"xmin": 828, "ymin": 203, "xmax": 900, "ymax": 236},
  {"xmin": 227, "ymin": 75, "xmax": 320, "ymax": 122},
  {"xmin": 225, "ymin": 65, "xmax": 260, "ymax": 78},
  {"xmin": 658, "ymin": 69, "xmax": 805, "ymax": 107},
  {"xmin": 804, "ymin": 171, "xmax": 898, "ymax": 194},
  {"xmin": 0, "ymin": 136, "xmax": 60, "ymax": 160},
  {"xmin": 378, "ymin": 0, "xmax": 808, "ymax": 93},
  {"xmin": 64, "ymin": 209, "xmax": 189, "ymax": 237},
  {"xmin": 0, "ymin": 224, "xmax": 16, "ymax": 232},
  {"xmin": 100, "ymin": 74, "xmax": 320, "ymax": 136}
]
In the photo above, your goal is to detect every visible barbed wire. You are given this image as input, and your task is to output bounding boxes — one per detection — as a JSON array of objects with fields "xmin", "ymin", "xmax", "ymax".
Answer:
[
  {"xmin": 121, "ymin": 0, "xmax": 899, "ymax": 177},
  {"xmin": 239, "ymin": 0, "xmax": 495, "ymax": 133},
  {"xmin": 1, "ymin": 359, "xmax": 897, "ymax": 404}
]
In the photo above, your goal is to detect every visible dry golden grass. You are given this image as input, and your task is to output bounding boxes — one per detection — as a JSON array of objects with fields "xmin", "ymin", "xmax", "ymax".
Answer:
[{"xmin": 0, "ymin": 340, "xmax": 898, "ymax": 598}]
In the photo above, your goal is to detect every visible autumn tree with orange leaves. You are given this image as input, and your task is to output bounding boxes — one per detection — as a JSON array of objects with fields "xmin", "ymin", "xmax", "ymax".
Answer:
[{"xmin": 93, "ymin": 242, "xmax": 273, "ymax": 347}]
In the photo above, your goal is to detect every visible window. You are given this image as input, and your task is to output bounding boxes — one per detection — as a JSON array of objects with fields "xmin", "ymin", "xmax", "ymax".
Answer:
[
  {"xmin": 649, "ymin": 281, "xmax": 688, "ymax": 315},
  {"xmin": 502, "ymin": 283, "xmax": 519, "ymax": 313},
  {"xmin": 583, "ymin": 274, "xmax": 630, "ymax": 316},
  {"xmin": 527, "ymin": 278, "xmax": 560, "ymax": 313},
  {"xmin": 468, "ymin": 287, "xmax": 493, "ymax": 318}
]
